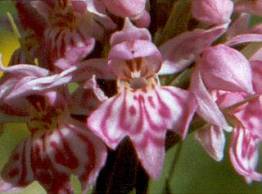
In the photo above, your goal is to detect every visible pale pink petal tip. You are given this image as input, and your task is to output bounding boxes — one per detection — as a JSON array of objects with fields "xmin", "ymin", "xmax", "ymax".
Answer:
[{"xmin": 195, "ymin": 126, "xmax": 225, "ymax": 161}]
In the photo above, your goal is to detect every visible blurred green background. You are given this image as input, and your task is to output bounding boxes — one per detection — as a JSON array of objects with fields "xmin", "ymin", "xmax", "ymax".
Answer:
[{"xmin": 1, "ymin": 1, "xmax": 262, "ymax": 194}]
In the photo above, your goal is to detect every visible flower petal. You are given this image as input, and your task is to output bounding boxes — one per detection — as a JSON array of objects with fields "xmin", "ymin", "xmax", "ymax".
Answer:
[
  {"xmin": 159, "ymin": 25, "xmax": 227, "ymax": 74},
  {"xmin": 110, "ymin": 18, "xmax": 151, "ymax": 46},
  {"xmin": 225, "ymin": 34, "xmax": 262, "ymax": 47},
  {"xmin": 88, "ymin": 85, "xmax": 196, "ymax": 164},
  {"xmin": 102, "ymin": 0, "xmax": 146, "ymax": 18},
  {"xmin": 190, "ymin": 68, "xmax": 230, "ymax": 130},
  {"xmin": 192, "ymin": 0, "xmax": 233, "ymax": 25},
  {"xmin": 132, "ymin": 133, "xmax": 165, "ymax": 179},
  {"xmin": 200, "ymin": 44, "xmax": 254, "ymax": 94},
  {"xmin": 195, "ymin": 126, "xmax": 225, "ymax": 161},
  {"xmin": 229, "ymin": 127, "xmax": 262, "ymax": 183},
  {"xmin": 88, "ymin": 86, "xmax": 195, "ymax": 178},
  {"xmin": 1, "ymin": 139, "xmax": 34, "ymax": 190},
  {"xmin": 41, "ymin": 121, "xmax": 107, "ymax": 193}
]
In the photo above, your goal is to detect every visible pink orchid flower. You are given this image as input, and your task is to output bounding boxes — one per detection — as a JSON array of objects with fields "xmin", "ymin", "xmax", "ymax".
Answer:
[
  {"xmin": 190, "ymin": 43, "xmax": 255, "ymax": 161},
  {"xmin": 87, "ymin": 20, "xmax": 197, "ymax": 179},
  {"xmin": 229, "ymin": 48, "xmax": 262, "ymax": 183},
  {"xmin": 0, "ymin": 63, "xmax": 107, "ymax": 194},
  {"xmin": 30, "ymin": 0, "xmax": 116, "ymax": 70}
]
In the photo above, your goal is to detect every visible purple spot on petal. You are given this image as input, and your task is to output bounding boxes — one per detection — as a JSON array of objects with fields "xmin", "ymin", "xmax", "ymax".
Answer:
[{"xmin": 129, "ymin": 106, "xmax": 136, "ymax": 116}]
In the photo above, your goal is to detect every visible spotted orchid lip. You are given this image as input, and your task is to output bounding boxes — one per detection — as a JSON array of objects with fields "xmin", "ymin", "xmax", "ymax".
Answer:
[{"xmin": 1, "ymin": 120, "xmax": 107, "ymax": 193}]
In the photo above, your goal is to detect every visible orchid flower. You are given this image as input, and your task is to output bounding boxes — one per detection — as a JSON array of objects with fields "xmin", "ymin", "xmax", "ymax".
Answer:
[
  {"xmin": 190, "ymin": 43, "xmax": 255, "ymax": 161},
  {"xmin": 87, "ymin": 20, "xmax": 197, "ymax": 179},
  {"xmin": 29, "ymin": 0, "xmax": 116, "ymax": 70},
  {"xmin": 229, "ymin": 48, "xmax": 262, "ymax": 183},
  {"xmin": 0, "ymin": 62, "xmax": 107, "ymax": 194}
]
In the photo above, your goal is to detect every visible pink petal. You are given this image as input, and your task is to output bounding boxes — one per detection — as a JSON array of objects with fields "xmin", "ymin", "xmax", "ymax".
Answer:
[
  {"xmin": 229, "ymin": 127, "xmax": 262, "ymax": 183},
  {"xmin": 85, "ymin": 0, "xmax": 117, "ymax": 32},
  {"xmin": 225, "ymin": 34, "xmax": 262, "ymax": 47},
  {"xmin": 102, "ymin": 0, "xmax": 146, "ymax": 18},
  {"xmin": 192, "ymin": 0, "xmax": 233, "ymax": 25},
  {"xmin": 88, "ymin": 86, "xmax": 196, "ymax": 177},
  {"xmin": 190, "ymin": 68, "xmax": 230, "ymax": 130},
  {"xmin": 200, "ymin": 44, "xmax": 254, "ymax": 94},
  {"xmin": 159, "ymin": 25, "xmax": 227, "ymax": 74},
  {"xmin": 132, "ymin": 133, "xmax": 165, "ymax": 179},
  {"xmin": 0, "ymin": 59, "xmax": 49, "ymax": 77},
  {"xmin": 235, "ymin": 97, "xmax": 262, "ymax": 137},
  {"xmin": 108, "ymin": 40, "xmax": 162, "ymax": 78},
  {"xmin": 214, "ymin": 90, "xmax": 246, "ymax": 110},
  {"xmin": 161, "ymin": 87, "xmax": 197, "ymax": 139},
  {"xmin": 3, "ymin": 66, "xmax": 78, "ymax": 101},
  {"xmin": 195, "ymin": 126, "xmax": 225, "ymax": 161},
  {"xmin": 88, "ymin": 87, "xmax": 191, "ymax": 148},
  {"xmin": 45, "ymin": 28, "xmax": 96, "ymax": 68},
  {"xmin": 41, "ymin": 121, "xmax": 107, "ymax": 193},
  {"xmin": 110, "ymin": 18, "xmax": 151, "ymax": 46},
  {"xmin": 132, "ymin": 10, "xmax": 151, "ymax": 28}
]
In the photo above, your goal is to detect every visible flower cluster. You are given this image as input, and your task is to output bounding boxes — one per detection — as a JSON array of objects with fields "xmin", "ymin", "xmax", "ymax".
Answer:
[{"xmin": 0, "ymin": 0, "xmax": 262, "ymax": 193}]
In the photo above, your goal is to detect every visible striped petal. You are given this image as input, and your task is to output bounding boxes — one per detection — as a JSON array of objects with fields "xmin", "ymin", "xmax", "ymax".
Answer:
[
  {"xmin": 1, "ymin": 121, "xmax": 107, "ymax": 193},
  {"xmin": 45, "ymin": 28, "xmax": 95, "ymax": 69},
  {"xmin": 88, "ymin": 86, "xmax": 196, "ymax": 177},
  {"xmin": 1, "ymin": 139, "xmax": 34, "ymax": 190},
  {"xmin": 229, "ymin": 127, "xmax": 262, "ymax": 183},
  {"xmin": 37, "ymin": 121, "xmax": 107, "ymax": 193}
]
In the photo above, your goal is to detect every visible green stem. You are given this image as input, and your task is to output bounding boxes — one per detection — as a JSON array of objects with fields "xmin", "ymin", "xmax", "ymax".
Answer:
[
  {"xmin": 164, "ymin": 142, "xmax": 183, "ymax": 194},
  {"xmin": 156, "ymin": 0, "xmax": 191, "ymax": 45},
  {"xmin": 6, "ymin": 12, "xmax": 21, "ymax": 39}
]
